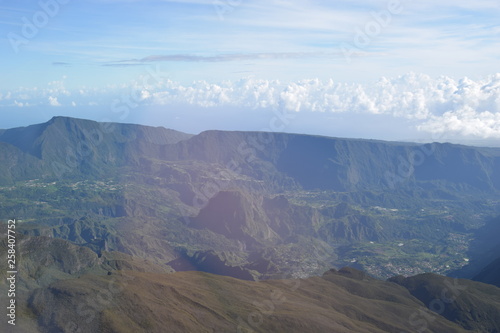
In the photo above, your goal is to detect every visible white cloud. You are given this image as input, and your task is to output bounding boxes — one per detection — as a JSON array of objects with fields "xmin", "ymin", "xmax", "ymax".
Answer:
[
  {"xmin": 144, "ymin": 72, "xmax": 500, "ymax": 138},
  {"xmin": 418, "ymin": 107, "xmax": 500, "ymax": 138},
  {"xmin": 47, "ymin": 79, "xmax": 70, "ymax": 96},
  {"xmin": 3, "ymin": 72, "xmax": 500, "ymax": 139},
  {"xmin": 48, "ymin": 96, "xmax": 61, "ymax": 107},
  {"xmin": 145, "ymin": 73, "xmax": 499, "ymax": 117}
]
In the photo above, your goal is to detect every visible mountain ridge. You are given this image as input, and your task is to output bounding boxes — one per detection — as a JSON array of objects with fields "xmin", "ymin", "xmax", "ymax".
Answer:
[
  {"xmin": 2, "ymin": 116, "xmax": 500, "ymax": 192},
  {"xmin": 0, "ymin": 234, "xmax": 482, "ymax": 333}
]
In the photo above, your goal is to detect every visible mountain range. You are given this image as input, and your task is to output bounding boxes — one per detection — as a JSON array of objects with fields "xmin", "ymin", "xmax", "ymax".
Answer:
[{"xmin": 1, "ymin": 116, "xmax": 500, "ymax": 332}]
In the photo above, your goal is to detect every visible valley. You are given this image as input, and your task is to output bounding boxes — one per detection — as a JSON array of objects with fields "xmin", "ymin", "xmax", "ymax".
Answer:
[
  {"xmin": 1, "ymin": 116, "xmax": 500, "ymax": 331},
  {"xmin": 1, "ymin": 173, "xmax": 498, "ymax": 280}
]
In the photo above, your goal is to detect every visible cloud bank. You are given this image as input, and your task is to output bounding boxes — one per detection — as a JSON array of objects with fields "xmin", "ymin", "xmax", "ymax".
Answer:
[{"xmin": 2, "ymin": 73, "xmax": 500, "ymax": 139}]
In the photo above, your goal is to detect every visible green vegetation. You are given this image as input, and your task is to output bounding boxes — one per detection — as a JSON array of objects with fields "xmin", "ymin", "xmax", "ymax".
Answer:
[{"xmin": 2, "ymin": 116, "xmax": 500, "ymax": 332}]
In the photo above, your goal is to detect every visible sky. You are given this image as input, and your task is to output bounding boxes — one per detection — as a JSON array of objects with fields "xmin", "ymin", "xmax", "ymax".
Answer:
[{"xmin": 1, "ymin": 0, "xmax": 500, "ymax": 144}]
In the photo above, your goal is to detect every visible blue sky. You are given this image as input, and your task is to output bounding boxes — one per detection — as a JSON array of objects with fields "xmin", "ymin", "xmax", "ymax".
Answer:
[{"xmin": 1, "ymin": 0, "xmax": 500, "ymax": 142}]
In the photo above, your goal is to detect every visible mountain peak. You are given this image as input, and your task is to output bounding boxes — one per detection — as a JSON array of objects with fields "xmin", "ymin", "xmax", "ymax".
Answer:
[{"xmin": 48, "ymin": 115, "xmax": 93, "ymax": 124}]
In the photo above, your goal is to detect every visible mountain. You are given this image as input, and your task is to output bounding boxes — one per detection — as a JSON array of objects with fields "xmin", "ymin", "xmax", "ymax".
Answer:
[
  {"xmin": 390, "ymin": 273, "xmax": 500, "ymax": 332},
  {"xmin": 1, "ymin": 116, "xmax": 500, "ymax": 280},
  {"xmin": 2, "ymin": 116, "xmax": 500, "ymax": 332},
  {"xmin": 449, "ymin": 215, "xmax": 500, "ymax": 279},
  {"xmin": 0, "ymin": 116, "xmax": 193, "ymax": 183},
  {"xmin": 3, "ymin": 116, "xmax": 500, "ymax": 193},
  {"xmin": 27, "ymin": 268, "xmax": 474, "ymax": 333},
  {"xmin": 473, "ymin": 257, "xmax": 500, "ymax": 288},
  {"xmin": 0, "ymin": 235, "xmax": 484, "ymax": 333}
]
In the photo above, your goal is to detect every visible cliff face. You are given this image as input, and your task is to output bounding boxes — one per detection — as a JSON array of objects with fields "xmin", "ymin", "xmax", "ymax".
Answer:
[
  {"xmin": 473, "ymin": 257, "xmax": 500, "ymax": 288},
  {"xmin": 2, "ymin": 117, "xmax": 500, "ymax": 194}
]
